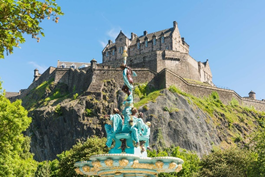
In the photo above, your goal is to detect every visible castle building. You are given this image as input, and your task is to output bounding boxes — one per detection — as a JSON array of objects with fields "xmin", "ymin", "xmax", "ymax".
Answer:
[
  {"xmin": 5, "ymin": 21, "xmax": 265, "ymax": 111},
  {"xmin": 102, "ymin": 21, "xmax": 213, "ymax": 85}
]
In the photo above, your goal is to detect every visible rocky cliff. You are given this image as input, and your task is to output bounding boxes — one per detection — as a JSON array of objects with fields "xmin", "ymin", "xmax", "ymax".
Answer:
[{"xmin": 22, "ymin": 79, "xmax": 264, "ymax": 161}]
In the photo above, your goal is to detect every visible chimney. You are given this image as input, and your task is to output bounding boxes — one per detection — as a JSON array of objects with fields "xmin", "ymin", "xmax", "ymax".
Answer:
[
  {"xmin": 249, "ymin": 91, "xmax": 256, "ymax": 99},
  {"xmin": 173, "ymin": 21, "xmax": 178, "ymax": 28},
  {"xmin": 144, "ymin": 31, "xmax": 147, "ymax": 35},
  {"xmin": 131, "ymin": 33, "xmax": 137, "ymax": 40},
  {"xmin": 108, "ymin": 40, "xmax": 113, "ymax": 45}
]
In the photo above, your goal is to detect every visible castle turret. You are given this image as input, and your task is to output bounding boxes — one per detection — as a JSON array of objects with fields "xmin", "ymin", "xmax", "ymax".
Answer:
[
  {"xmin": 33, "ymin": 68, "xmax": 40, "ymax": 82},
  {"xmin": 90, "ymin": 58, "xmax": 97, "ymax": 69},
  {"xmin": 248, "ymin": 90, "xmax": 256, "ymax": 99}
]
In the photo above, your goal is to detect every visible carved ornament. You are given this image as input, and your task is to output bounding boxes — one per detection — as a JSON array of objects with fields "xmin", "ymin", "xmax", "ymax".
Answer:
[
  {"xmin": 168, "ymin": 162, "xmax": 177, "ymax": 169},
  {"xmin": 175, "ymin": 164, "xmax": 183, "ymax": 173},
  {"xmin": 104, "ymin": 159, "xmax": 113, "ymax": 167},
  {"xmin": 119, "ymin": 159, "xmax": 129, "ymax": 166}
]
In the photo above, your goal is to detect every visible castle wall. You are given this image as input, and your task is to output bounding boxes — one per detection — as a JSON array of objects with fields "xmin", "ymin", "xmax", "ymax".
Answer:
[
  {"xmin": 22, "ymin": 67, "xmax": 56, "ymax": 97},
  {"xmin": 163, "ymin": 68, "xmax": 265, "ymax": 111}
]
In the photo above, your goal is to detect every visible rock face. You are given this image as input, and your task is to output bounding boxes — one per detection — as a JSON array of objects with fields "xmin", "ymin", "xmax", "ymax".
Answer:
[
  {"xmin": 24, "ymin": 79, "xmax": 263, "ymax": 161},
  {"xmin": 24, "ymin": 79, "xmax": 223, "ymax": 161},
  {"xmin": 138, "ymin": 90, "xmax": 220, "ymax": 157}
]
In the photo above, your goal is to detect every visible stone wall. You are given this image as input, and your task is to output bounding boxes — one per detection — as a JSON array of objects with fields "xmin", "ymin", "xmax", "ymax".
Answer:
[
  {"xmin": 163, "ymin": 68, "xmax": 265, "ymax": 111},
  {"xmin": 18, "ymin": 67, "xmax": 56, "ymax": 99}
]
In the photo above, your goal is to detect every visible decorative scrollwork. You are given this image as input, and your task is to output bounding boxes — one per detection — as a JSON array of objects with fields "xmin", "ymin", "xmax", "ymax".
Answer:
[
  {"xmin": 75, "ymin": 168, "xmax": 83, "ymax": 175},
  {"xmin": 168, "ymin": 162, "xmax": 177, "ymax": 169},
  {"xmin": 92, "ymin": 160, "xmax": 102, "ymax": 168},
  {"xmin": 175, "ymin": 164, "xmax": 183, "ymax": 173},
  {"xmin": 104, "ymin": 159, "xmax": 113, "ymax": 167},
  {"xmin": 119, "ymin": 159, "xmax": 129, "ymax": 166},
  {"xmin": 155, "ymin": 161, "xmax": 164, "ymax": 169},
  {"xmin": 82, "ymin": 166, "xmax": 90, "ymax": 172}
]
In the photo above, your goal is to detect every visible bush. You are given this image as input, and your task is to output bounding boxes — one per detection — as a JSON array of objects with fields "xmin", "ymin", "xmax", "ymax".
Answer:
[
  {"xmin": 73, "ymin": 93, "xmax": 78, "ymax": 100},
  {"xmin": 55, "ymin": 104, "xmax": 63, "ymax": 115},
  {"xmin": 198, "ymin": 147, "xmax": 256, "ymax": 177},
  {"xmin": 85, "ymin": 108, "xmax": 93, "ymax": 117}
]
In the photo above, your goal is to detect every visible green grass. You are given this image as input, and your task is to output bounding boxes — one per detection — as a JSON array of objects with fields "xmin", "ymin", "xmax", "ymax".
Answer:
[
  {"xmin": 168, "ymin": 85, "xmax": 265, "ymax": 143},
  {"xmin": 134, "ymin": 90, "xmax": 162, "ymax": 109}
]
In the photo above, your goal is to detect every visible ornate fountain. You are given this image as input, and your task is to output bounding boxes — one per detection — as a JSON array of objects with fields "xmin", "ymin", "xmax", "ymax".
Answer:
[{"xmin": 74, "ymin": 47, "xmax": 184, "ymax": 177}]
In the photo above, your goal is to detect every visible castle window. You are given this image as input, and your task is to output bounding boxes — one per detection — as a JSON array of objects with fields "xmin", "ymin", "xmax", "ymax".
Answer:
[
  {"xmin": 137, "ymin": 42, "xmax": 140, "ymax": 49},
  {"xmin": 153, "ymin": 38, "xmax": 156, "ymax": 45},
  {"xmin": 70, "ymin": 64, "xmax": 76, "ymax": 69},
  {"xmin": 106, "ymin": 51, "xmax": 108, "ymax": 56},
  {"xmin": 61, "ymin": 63, "xmax": 66, "ymax": 68},
  {"xmin": 145, "ymin": 40, "xmax": 148, "ymax": 47},
  {"xmin": 112, "ymin": 49, "xmax": 115, "ymax": 55},
  {"xmin": 161, "ymin": 36, "xmax": 165, "ymax": 43},
  {"xmin": 119, "ymin": 47, "xmax": 123, "ymax": 53}
]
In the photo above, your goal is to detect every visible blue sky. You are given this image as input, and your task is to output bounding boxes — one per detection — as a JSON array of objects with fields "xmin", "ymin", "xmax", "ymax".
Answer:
[{"xmin": 1, "ymin": 0, "xmax": 265, "ymax": 100}]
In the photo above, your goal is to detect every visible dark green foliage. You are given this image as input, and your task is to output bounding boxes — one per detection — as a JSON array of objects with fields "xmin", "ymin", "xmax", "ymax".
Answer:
[
  {"xmin": 56, "ymin": 136, "xmax": 108, "ymax": 177},
  {"xmin": 35, "ymin": 161, "xmax": 50, "ymax": 177},
  {"xmin": 249, "ymin": 130, "xmax": 265, "ymax": 176},
  {"xmin": 198, "ymin": 147, "xmax": 256, "ymax": 177}
]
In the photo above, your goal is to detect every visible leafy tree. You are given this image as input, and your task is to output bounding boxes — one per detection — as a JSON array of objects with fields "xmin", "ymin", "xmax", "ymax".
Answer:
[
  {"xmin": 198, "ymin": 147, "xmax": 256, "ymax": 177},
  {"xmin": 249, "ymin": 130, "xmax": 265, "ymax": 176},
  {"xmin": 35, "ymin": 161, "xmax": 50, "ymax": 177},
  {"xmin": 0, "ymin": 0, "xmax": 63, "ymax": 58},
  {"xmin": 56, "ymin": 136, "xmax": 108, "ymax": 177},
  {"xmin": 0, "ymin": 81, "xmax": 37, "ymax": 176}
]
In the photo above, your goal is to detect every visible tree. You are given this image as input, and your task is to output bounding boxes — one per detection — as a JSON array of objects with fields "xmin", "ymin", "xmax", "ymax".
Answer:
[
  {"xmin": 56, "ymin": 136, "xmax": 108, "ymax": 177},
  {"xmin": 0, "ymin": 0, "xmax": 63, "ymax": 58},
  {"xmin": 0, "ymin": 81, "xmax": 37, "ymax": 176},
  {"xmin": 198, "ymin": 147, "xmax": 256, "ymax": 177},
  {"xmin": 249, "ymin": 130, "xmax": 265, "ymax": 176}
]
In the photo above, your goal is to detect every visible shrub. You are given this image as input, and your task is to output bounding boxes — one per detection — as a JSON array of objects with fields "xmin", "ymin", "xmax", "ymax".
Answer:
[
  {"xmin": 85, "ymin": 108, "xmax": 93, "ymax": 116},
  {"xmin": 143, "ymin": 105, "xmax": 149, "ymax": 111},
  {"xmin": 73, "ymin": 93, "xmax": 78, "ymax": 100},
  {"xmin": 55, "ymin": 104, "xmax": 63, "ymax": 115}
]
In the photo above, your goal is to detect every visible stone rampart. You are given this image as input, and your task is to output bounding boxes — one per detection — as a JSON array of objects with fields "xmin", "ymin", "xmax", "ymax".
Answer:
[
  {"xmin": 18, "ymin": 67, "xmax": 56, "ymax": 99},
  {"xmin": 163, "ymin": 68, "xmax": 265, "ymax": 111}
]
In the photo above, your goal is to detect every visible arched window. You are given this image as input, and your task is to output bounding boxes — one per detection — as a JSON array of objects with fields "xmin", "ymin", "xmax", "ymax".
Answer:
[
  {"xmin": 106, "ymin": 51, "xmax": 108, "ymax": 56},
  {"xmin": 153, "ymin": 38, "xmax": 156, "ymax": 45},
  {"xmin": 161, "ymin": 36, "xmax": 165, "ymax": 43},
  {"xmin": 112, "ymin": 49, "xmax": 115, "ymax": 55},
  {"xmin": 137, "ymin": 42, "xmax": 140, "ymax": 49},
  {"xmin": 145, "ymin": 40, "xmax": 148, "ymax": 47}
]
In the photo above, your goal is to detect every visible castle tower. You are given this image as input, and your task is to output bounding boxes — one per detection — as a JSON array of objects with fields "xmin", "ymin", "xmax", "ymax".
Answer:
[
  {"xmin": 249, "ymin": 91, "xmax": 256, "ymax": 99},
  {"xmin": 33, "ymin": 68, "xmax": 40, "ymax": 82}
]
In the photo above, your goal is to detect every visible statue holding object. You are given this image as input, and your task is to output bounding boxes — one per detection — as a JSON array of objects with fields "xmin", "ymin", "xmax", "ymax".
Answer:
[{"xmin": 104, "ymin": 46, "xmax": 151, "ymax": 156}]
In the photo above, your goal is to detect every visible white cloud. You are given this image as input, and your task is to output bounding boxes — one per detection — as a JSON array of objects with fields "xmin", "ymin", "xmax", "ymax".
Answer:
[
  {"xmin": 106, "ymin": 27, "xmax": 121, "ymax": 40},
  {"xmin": 28, "ymin": 62, "xmax": 47, "ymax": 73},
  {"xmin": 99, "ymin": 40, "xmax": 107, "ymax": 48}
]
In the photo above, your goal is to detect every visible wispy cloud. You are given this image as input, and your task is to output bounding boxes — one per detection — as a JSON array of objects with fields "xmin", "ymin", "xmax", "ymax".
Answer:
[
  {"xmin": 28, "ymin": 62, "xmax": 47, "ymax": 73},
  {"xmin": 106, "ymin": 27, "xmax": 122, "ymax": 40},
  {"xmin": 99, "ymin": 40, "xmax": 107, "ymax": 48}
]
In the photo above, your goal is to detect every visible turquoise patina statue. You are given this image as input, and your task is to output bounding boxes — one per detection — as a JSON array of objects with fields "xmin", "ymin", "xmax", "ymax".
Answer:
[{"xmin": 74, "ymin": 47, "xmax": 184, "ymax": 177}]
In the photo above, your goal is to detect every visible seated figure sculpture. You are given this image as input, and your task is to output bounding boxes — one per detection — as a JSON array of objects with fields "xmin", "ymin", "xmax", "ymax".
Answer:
[
  {"xmin": 129, "ymin": 107, "xmax": 140, "ymax": 147},
  {"xmin": 104, "ymin": 108, "xmax": 123, "ymax": 148}
]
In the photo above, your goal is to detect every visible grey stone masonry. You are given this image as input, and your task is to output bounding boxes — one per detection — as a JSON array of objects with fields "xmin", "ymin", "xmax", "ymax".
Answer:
[{"xmin": 102, "ymin": 21, "xmax": 212, "ymax": 85}]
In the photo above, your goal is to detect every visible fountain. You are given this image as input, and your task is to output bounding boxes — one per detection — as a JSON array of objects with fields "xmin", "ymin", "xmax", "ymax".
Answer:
[{"xmin": 74, "ymin": 47, "xmax": 184, "ymax": 177}]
